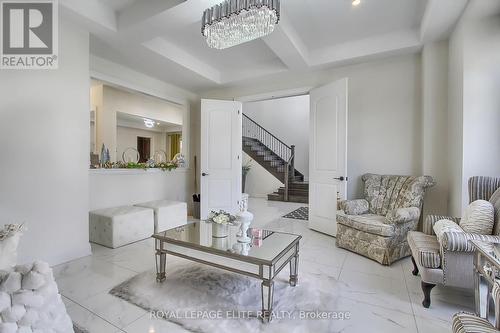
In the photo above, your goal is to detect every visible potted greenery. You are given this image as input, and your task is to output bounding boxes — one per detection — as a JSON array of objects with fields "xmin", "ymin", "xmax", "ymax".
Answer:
[{"xmin": 242, "ymin": 160, "xmax": 252, "ymax": 193}]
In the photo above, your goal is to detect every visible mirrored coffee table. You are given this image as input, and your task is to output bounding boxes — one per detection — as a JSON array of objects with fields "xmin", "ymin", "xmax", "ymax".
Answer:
[{"xmin": 152, "ymin": 221, "xmax": 301, "ymax": 322}]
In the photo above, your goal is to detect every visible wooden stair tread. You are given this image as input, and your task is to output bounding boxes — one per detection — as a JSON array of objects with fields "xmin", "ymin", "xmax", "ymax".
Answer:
[{"xmin": 243, "ymin": 135, "xmax": 308, "ymax": 204}]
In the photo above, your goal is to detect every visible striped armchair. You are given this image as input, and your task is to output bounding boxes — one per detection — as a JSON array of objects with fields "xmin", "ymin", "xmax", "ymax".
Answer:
[
  {"xmin": 408, "ymin": 176, "xmax": 500, "ymax": 308},
  {"xmin": 452, "ymin": 279, "xmax": 500, "ymax": 332}
]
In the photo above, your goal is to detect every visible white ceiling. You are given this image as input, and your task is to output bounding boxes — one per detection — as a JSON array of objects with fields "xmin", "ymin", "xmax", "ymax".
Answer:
[
  {"xmin": 60, "ymin": 0, "xmax": 468, "ymax": 93},
  {"xmin": 102, "ymin": 0, "xmax": 137, "ymax": 12},
  {"xmin": 285, "ymin": 0, "xmax": 424, "ymax": 50}
]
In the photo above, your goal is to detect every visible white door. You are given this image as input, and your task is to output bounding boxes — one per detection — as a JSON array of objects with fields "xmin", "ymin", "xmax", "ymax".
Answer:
[
  {"xmin": 308, "ymin": 78, "xmax": 348, "ymax": 236},
  {"xmin": 200, "ymin": 99, "xmax": 242, "ymax": 219}
]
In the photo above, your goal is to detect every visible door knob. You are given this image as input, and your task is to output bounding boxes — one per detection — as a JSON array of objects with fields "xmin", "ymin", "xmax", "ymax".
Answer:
[
  {"xmin": 334, "ymin": 176, "xmax": 347, "ymax": 181},
  {"xmin": 202, "ymin": 172, "xmax": 209, "ymax": 176}
]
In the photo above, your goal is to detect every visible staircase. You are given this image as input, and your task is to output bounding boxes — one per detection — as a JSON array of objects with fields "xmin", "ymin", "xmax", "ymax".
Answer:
[{"xmin": 242, "ymin": 114, "xmax": 309, "ymax": 203}]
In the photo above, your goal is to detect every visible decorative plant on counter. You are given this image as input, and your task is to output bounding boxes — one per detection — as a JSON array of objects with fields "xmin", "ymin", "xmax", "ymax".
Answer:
[
  {"xmin": 100, "ymin": 161, "xmax": 178, "ymax": 172},
  {"xmin": 206, "ymin": 210, "xmax": 236, "ymax": 225}
]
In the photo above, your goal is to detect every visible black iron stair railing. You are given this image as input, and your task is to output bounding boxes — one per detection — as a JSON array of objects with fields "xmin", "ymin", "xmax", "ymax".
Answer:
[{"xmin": 242, "ymin": 114, "xmax": 295, "ymax": 201}]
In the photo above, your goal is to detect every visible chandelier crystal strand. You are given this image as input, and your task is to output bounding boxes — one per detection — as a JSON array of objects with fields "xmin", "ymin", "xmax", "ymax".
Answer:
[{"xmin": 202, "ymin": 0, "xmax": 280, "ymax": 49}]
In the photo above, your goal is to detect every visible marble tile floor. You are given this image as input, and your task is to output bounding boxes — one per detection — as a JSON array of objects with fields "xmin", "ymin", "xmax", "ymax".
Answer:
[{"xmin": 53, "ymin": 198, "xmax": 473, "ymax": 333}]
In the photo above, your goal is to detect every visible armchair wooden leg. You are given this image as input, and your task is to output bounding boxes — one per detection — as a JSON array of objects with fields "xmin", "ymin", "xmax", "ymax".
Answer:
[
  {"xmin": 411, "ymin": 256, "xmax": 419, "ymax": 276},
  {"xmin": 421, "ymin": 281, "xmax": 436, "ymax": 308}
]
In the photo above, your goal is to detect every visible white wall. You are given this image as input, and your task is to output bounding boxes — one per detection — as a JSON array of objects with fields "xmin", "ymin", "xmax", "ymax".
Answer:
[
  {"xmin": 203, "ymin": 54, "xmax": 423, "ymax": 201},
  {"xmin": 0, "ymin": 19, "xmax": 91, "ymax": 266},
  {"xmin": 422, "ymin": 41, "xmax": 449, "ymax": 216},
  {"xmin": 447, "ymin": 11, "xmax": 466, "ymax": 216},
  {"xmin": 243, "ymin": 152, "xmax": 283, "ymax": 198},
  {"xmin": 243, "ymin": 95, "xmax": 310, "ymax": 178},
  {"xmin": 447, "ymin": 1, "xmax": 500, "ymax": 216},
  {"xmin": 461, "ymin": 13, "xmax": 500, "ymax": 206},
  {"xmin": 89, "ymin": 169, "xmax": 191, "ymax": 212}
]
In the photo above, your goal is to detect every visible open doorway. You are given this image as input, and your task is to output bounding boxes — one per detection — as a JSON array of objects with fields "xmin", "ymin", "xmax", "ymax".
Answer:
[
  {"xmin": 237, "ymin": 79, "xmax": 348, "ymax": 236},
  {"xmin": 137, "ymin": 137, "xmax": 151, "ymax": 163},
  {"xmin": 241, "ymin": 95, "xmax": 310, "ymax": 204}
]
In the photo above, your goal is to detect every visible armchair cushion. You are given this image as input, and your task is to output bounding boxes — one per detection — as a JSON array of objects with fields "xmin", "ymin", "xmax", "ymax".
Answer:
[
  {"xmin": 407, "ymin": 231, "xmax": 441, "ymax": 268},
  {"xmin": 460, "ymin": 200, "xmax": 494, "ymax": 235},
  {"xmin": 385, "ymin": 207, "xmax": 420, "ymax": 224},
  {"xmin": 423, "ymin": 215, "xmax": 461, "ymax": 235},
  {"xmin": 442, "ymin": 232, "xmax": 500, "ymax": 252},
  {"xmin": 433, "ymin": 219, "xmax": 464, "ymax": 245},
  {"xmin": 337, "ymin": 213, "xmax": 395, "ymax": 237},
  {"xmin": 339, "ymin": 199, "xmax": 369, "ymax": 215}
]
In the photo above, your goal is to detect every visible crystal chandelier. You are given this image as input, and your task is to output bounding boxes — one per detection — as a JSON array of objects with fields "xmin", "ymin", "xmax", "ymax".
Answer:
[{"xmin": 202, "ymin": 0, "xmax": 280, "ymax": 50}]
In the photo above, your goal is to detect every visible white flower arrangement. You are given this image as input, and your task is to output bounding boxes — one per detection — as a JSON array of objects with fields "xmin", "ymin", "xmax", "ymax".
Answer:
[
  {"xmin": 0, "ymin": 224, "xmax": 25, "ymax": 241},
  {"xmin": 207, "ymin": 210, "xmax": 236, "ymax": 225}
]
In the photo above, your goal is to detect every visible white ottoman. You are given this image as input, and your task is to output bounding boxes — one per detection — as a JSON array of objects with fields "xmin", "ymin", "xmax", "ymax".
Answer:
[
  {"xmin": 135, "ymin": 200, "xmax": 187, "ymax": 233},
  {"xmin": 89, "ymin": 206, "xmax": 154, "ymax": 248}
]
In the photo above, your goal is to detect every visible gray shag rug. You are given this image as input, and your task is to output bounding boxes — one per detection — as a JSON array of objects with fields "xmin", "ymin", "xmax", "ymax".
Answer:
[{"xmin": 109, "ymin": 262, "xmax": 340, "ymax": 332}]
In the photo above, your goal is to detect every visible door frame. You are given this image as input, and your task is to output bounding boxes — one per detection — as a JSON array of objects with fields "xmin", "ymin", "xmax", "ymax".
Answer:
[{"xmin": 234, "ymin": 83, "xmax": 348, "ymax": 233}]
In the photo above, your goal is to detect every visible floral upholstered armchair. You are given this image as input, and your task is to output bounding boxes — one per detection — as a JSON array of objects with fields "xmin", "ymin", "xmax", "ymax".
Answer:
[
  {"xmin": 408, "ymin": 176, "xmax": 500, "ymax": 308},
  {"xmin": 336, "ymin": 173, "xmax": 435, "ymax": 265}
]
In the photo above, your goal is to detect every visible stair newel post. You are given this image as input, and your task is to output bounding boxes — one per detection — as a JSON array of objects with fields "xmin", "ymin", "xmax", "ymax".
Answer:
[
  {"xmin": 290, "ymin": 145, "xmax": 295, "ymax": 179},
  {"xmin": 284, "ymin": 160, "xmax": 289, "ymax": 202}
]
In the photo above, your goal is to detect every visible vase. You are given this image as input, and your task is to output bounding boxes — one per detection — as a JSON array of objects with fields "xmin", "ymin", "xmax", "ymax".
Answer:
[
  {"xmin": 212, "ymin": 223, "xmax": 229, "ymax": 238},
  {"xmin": 212, "ymin": 236, "xmax": 229, "ymax": 250}
]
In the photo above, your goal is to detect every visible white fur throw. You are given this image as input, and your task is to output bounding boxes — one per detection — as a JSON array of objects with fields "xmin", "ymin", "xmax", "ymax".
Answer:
[
  {"xmin": 460, "ymin": 200, "xmax": 495, "ymax": 235},
  {"xmin": 0, "ymin": 261, "xmax": 74, "ymax": 333}
]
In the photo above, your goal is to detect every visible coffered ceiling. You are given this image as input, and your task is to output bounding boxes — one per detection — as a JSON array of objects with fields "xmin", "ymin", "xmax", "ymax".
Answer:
[{"xmin": 60, "ymin": 0, "xmax": 468, "ymax": 93}]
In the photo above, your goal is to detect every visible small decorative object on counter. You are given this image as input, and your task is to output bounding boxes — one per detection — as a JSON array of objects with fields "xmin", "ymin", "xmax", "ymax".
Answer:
[
  {"xmin": 251, "ymin": 228, "xmax": 263, "ymax": 239},
  {"xmin": 236, "ymin": 194, "xmax": 253, "ymax": 243},
  {"xmin": 206, "ymin": 210, "xmax": 236, "ymax": 238},
  {"xmin": 100, "ymin": 143, "xmax": 106, "ymax": 165},
  {"xmin": 122, "ymin": 147, "xmax": 140, "ymax": 163},
  {"xmin": 153, "ymin": 150, "xmax": 168, "ymax": 163},
  {"xmin": 252, "ymin": 237, "xmax": 263, "ymax": 247},
  {"xmin": 90, "ymin": 153, "xmax": 99, "ymax": 168},
  {"xmin": 172, "ymin": 153, "xmax": 186, "ymax": 168}
]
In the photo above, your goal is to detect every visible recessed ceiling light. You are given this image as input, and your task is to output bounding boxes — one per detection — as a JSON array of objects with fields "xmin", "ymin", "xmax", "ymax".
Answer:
[{"xmin": 352, "ymin": 0, "xmax": 361, "ymax": 6}]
